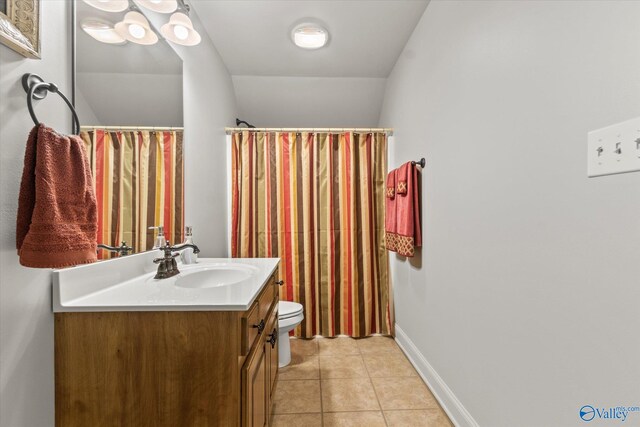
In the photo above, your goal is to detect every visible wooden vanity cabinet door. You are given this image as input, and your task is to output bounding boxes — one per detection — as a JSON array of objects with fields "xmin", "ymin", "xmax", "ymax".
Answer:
[
  {"xmin": 266, "ymin": 308, "xmax": 278, "ymax": 396},
  {"xmin": 263, "ymin": 302, "xmax": 278, "ymax": 425},
  {"xmin": 242, "ymin": 343, "xmax": 267, "ymax": 427}
]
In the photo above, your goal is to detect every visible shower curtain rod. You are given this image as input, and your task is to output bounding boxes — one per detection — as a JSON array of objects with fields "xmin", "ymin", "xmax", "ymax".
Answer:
[
  {"xmin": 80, "ymin": 125, "xmax": 184, "ymax": 131},
  {"xmin": 225, "ymin": 127, "xmax": 394, "ymax": 135}
]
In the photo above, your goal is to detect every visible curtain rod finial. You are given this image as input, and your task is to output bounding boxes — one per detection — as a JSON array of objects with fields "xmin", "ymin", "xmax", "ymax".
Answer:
[{"xmin": 235, "ymin": 118, "xmax": 255, "ymax": 128}]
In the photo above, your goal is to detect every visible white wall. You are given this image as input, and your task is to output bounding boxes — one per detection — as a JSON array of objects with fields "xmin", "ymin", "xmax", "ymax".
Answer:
[
  {"xmin": 232, "ymin": 75, "xmax": 385, "ymax": 127},
  {"xmin": 379, "ymin": 1, "xmax": 640, "ymax": 426},
  {"xmin": 76, "ymin": 71, "xmax": 183, "ymax": 126},
  {"xmin": 0, "ymin": 2, "xmax": 71, "ymax": 426},
  {"xmin": 164, "ymin": 10, "xmax": 238, "ymax": 257}
]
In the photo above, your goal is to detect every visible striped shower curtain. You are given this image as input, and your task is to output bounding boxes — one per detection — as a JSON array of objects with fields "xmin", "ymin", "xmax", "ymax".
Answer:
[
  {"xmin": 81, "ymin": 128, "xmax": 184, "ymax": 258},
  {"xmin": 231, "ymin": 131, "xmax": 391, "ymax": 338}
]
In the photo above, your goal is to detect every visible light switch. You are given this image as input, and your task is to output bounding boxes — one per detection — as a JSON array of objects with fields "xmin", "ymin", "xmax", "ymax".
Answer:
[{"xmin": 587, "ymin": 117, "xmax": 640, "ymax": 177}]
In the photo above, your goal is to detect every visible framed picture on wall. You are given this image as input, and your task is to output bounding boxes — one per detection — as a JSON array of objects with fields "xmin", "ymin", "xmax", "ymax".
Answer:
[{"xmin": 0, "ymin": 0, "xmax": 40, "ymax": 59}]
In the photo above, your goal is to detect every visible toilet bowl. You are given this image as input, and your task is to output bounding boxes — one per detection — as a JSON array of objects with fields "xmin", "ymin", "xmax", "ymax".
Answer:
[{"xmin": 277, "ymin": 301, "xmax": 304, "ymax": 367}]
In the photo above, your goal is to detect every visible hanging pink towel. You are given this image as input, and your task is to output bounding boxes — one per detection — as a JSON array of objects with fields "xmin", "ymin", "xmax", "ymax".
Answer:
[
  {"xmin": 385, "ymin": 162, "xmax": 421, "ymax": 257},
  {"xmin": 16, "ymin": 124, "xmax": 98, "ymax": 268}
]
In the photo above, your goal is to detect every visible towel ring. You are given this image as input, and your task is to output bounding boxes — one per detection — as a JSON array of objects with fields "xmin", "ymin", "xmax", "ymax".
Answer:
[{"xmin": 22, "ymin": 73, "xmax": 81, "ymax": 135}]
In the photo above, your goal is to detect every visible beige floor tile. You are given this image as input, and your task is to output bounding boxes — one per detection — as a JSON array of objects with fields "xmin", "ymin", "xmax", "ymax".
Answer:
[
  {"xmin": 278, "ymin": 355, "xmax": 319, "ymax": 380},
  {"xmin": 317, "ymin": 337, "xmax": 360, "ymax": 356},
  {"xmin": 384, "ymin": 409, "xmax": 453, "ymax": 427},
  {"xmin": 363, "ymin": 352, "xmax": 417, "ymax": 378},
  {"xmin": 372, "ymin": 377, "xmax": 439, "ymax": 410},
  {"xmin": 356, "ymin": 336, "xmax": 401, "ymax": 354},
  {"xmin": 321, "ymin": 378, "xmax": 380, "ymax": 412},
  {"xmin": 319, "ymin": 355, "xmax": 368, "ymax": 379},
  {"xmin": 323, "ymin": 411, "xmax": 387, "ymax": 427},
  {"xmin": 270, "ymin": 413, "xmax": 323, "ymax": 427},
  {"xmin": 290, "ymin": 338, "xmax": 318, "ymax": 357},
  {"xmin": 272, "ymin": 380, "xmax": 321, "ymax": 414}
]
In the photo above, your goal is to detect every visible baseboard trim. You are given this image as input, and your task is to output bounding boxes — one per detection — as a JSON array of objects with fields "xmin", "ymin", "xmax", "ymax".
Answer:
[{"xmin": 394, "ymin": 324, "xmax": 479, "ymax": 427}]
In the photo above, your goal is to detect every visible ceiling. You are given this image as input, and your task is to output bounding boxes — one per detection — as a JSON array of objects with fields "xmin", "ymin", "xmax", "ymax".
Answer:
[{"xmin": 191, "ymin": 0, "xmax": 429, "ymax": 78}]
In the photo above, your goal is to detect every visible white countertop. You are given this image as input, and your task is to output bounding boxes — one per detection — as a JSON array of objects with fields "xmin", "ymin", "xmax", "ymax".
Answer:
[{"xmin": 52, "ymin": 252, "xmax": 279, "ymax": 312}]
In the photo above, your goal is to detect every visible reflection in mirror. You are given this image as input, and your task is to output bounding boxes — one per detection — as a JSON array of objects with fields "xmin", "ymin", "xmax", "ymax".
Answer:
[{"xmin": 74, "ymin": 1, "xmax": 184, "ymax": 260}]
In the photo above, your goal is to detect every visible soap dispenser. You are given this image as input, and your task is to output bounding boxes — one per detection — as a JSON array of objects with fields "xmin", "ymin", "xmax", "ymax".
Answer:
[
  {"xmin": 180, "ymin": 226, "xmax": 198, "ymax": 264},
  {"xmin": 148, "ymin": 226, "xmax": 166, "ymax": 249}
]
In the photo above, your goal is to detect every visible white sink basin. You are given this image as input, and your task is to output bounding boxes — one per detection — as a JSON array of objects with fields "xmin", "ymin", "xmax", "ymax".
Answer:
[
  {"xmin": 175, "ymin": 264, "xmax": 257, "ymax": 289},
  {"xmin": 52, "ymin": 252, "xmax": 280, "ymax": 312}
]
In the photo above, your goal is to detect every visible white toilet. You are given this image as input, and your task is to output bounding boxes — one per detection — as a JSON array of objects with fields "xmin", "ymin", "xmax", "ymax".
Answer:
[{"xmin": 277, "ymin": 301, "xmax": 304, "ymax": 367}]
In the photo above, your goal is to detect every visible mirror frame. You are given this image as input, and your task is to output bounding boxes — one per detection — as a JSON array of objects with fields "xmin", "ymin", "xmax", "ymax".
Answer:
[{"xmin": 70, "ymin": 0, "xmax": 76, "ymax": 109}]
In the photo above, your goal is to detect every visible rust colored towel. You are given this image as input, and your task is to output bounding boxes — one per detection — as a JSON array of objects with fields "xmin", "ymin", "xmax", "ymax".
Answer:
[
  {"xmin": 16, "ymin": 124, "xmax": 98, "ymax": 268},
  {"xmin": 385, "ymin": 169, "xmax": 398, "ymax": 252},
  {"xmin": 385, "ymin": 162, "xmax": 422, "ymax": 257}
]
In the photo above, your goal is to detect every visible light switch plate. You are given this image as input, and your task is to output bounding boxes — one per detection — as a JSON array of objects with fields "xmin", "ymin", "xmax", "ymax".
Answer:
[{"xmin": 588, "ymin": 117, "xmax": 640, "ymax": 177}]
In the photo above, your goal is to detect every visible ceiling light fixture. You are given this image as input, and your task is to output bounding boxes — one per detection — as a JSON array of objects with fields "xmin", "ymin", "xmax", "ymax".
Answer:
[
  {"xmin": 114, "ymin": 11, "xmax": 158, "ymax": 45},
  {"xmin": 291, "ymin": 22, "xmax": 329, "ymax": 50},
  {"xmin": 160, "ymin": 12, "xmax": 201, "ymax": 46},
  {"xmin": 81, "ymin": 18, "xmax": 127, "ymax": 44},
  {"xmin": 137, "ymin": 0, "xmax": 178, "ymax": 14},
  {"xmin": 82, "ymin": 0, "xmax": 129, "ymax": 13}
]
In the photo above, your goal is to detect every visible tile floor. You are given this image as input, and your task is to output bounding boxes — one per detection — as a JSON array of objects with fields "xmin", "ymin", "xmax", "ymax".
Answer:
[{"xmin": 271, "ymin": 336, "xmax": 453, "ymax": 427}]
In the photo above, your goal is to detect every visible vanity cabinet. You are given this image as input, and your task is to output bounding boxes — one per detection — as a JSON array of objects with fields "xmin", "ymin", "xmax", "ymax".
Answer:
[
  {"xmin": 242, "ymin": 276, "xmax": 279, "ymax": 427},
  {"xmin": 243, "ymin": 344, "xmax": 267, "ymax": 427},
  {"xmin": 55, "ymin": 272, "xmax": 279, "ymax": 427}
]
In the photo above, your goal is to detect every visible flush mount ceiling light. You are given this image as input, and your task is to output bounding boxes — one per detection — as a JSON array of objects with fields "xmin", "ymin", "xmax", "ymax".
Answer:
[
  {"xmin": 81, "ymin": 18, "xmax": 127, "ymax": 44},
  {"xmin": 114, "ymin": 11, "xmax": 158, "ymax": 45},
  {"xmin": 82, "ymin": 0, "xmax": 129, "ymax": 13},
  {"xmin": 137, "ymin": 0, "xmax": 178, "ymax": 14},
  {"xmin": 160, "ymin": 12, "xmax": 201, "ymax": 46},
  {"xmin": 291, "ymin": 22, "xmax": 329, "ymax": 50}
]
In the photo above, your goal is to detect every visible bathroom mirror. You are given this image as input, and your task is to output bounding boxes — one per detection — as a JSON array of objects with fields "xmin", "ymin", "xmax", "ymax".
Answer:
[{"xmin": 73, "ymin": 0, "xmax": 185, "ymax": 259}]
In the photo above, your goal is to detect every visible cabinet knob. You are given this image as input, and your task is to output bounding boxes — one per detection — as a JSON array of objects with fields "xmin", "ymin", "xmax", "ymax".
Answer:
[
  {"xmin": 252, "ymin": 319, "xmax": 265, "ymax": 333},
  {"xmin": 267, "ymin": 328, "xmax": 277, "ymax": 348},
  {"xmin": 275, "ymin": 280, "xmax": 284, "ymax": 286}
]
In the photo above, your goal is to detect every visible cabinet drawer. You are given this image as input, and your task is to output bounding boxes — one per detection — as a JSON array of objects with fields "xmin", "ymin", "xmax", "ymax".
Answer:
[
  {"xmin": 242, "ymin": 303, "xmax": 260, "ymax": 356},
  {"xmin": 258, "ymin": 275, "xmax": 277, "ymax": 320},
  {"xmin": 242, "ymin": 274, "xmax": 278, "ymax": 355}
]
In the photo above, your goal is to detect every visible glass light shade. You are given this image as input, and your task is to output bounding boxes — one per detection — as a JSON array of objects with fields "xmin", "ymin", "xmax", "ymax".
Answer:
[
  {"xmin": 81, "ymin": 18, "xmax": 127, "ymax": 44},
  {"xmin": 160, "ymin": 12, "xmax": 201, "ymax": 46},
  {"xmin": 137, "ymin": 0, "xmax": 178, "ymax": 14},
  {"xmin": 114, "ymin": 11, "xmax": 158, "ymax": 45},
  {"xmin": 291, "ymin": 23, "xmax": 329, "ymax": 49},
  {"xmin": 82, "ymin": 0, "xmax": 129, "ymax": 13}
]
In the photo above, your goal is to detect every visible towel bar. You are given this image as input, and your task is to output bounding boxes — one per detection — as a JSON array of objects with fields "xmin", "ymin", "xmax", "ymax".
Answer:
[{"xmin": 411, "ymin": 158, "xmax": 426, "ymax": 168}]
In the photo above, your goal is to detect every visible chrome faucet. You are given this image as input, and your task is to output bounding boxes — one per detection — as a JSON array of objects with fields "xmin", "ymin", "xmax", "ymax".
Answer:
[
  {"xmin": 97, "ymin": 241, "xmax": 133, "ymax": 257},
  {"xmin": 153, "ymin": 241, "xmax": 200, "ymax": 279}
]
